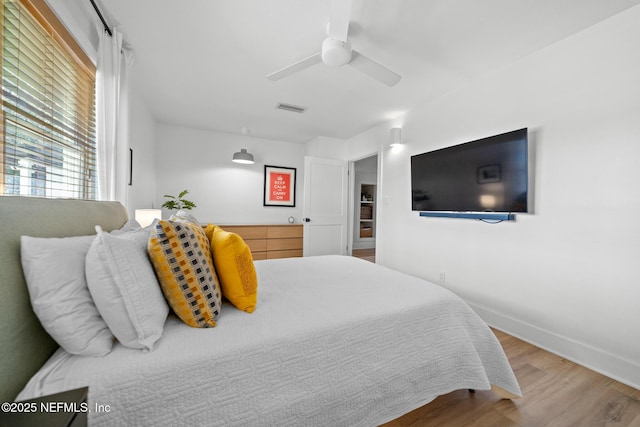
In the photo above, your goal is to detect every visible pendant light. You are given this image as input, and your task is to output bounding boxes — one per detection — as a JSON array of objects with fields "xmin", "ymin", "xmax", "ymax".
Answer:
[{"xmin": 232, "ymin": 148, "xmax": 254, "ymax": 164}]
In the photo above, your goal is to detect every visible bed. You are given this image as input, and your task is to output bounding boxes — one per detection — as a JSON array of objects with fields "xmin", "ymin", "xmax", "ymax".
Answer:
[{"xmin": 0, "ymin": 197, "xmax": 520, "ymax": 426}]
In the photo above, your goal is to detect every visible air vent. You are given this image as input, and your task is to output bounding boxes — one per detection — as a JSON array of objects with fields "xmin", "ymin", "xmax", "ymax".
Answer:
[{"xmin": 276, "ymin": 103, "xmax": 307, "ymax": 114}]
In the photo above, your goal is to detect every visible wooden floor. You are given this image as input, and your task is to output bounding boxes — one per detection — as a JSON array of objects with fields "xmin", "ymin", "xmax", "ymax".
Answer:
[
  {"xmin": 352, "ymin": 248, "xmax": 375, "ymax": 263},
  {"xmin": 381, "ymin": 329, "xmax": 640, "ymax": 427}
]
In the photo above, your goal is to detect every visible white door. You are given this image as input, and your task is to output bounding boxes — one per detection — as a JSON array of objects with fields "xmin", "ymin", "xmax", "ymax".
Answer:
[{"xmin": 303, "ymin": 156, "xmax": 348, "ymax": 256}]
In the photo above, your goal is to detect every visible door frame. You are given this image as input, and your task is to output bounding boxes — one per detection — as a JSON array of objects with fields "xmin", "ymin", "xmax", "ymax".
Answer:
[{"xmin": 348, "ymin": 151, "xmax": 381, "ymax": 256}]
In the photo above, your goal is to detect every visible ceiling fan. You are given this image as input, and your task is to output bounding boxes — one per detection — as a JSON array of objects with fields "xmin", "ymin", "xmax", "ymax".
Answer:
[{"xmin": 266, "ymin": 0, "xmax": 401, "ymax": 87}]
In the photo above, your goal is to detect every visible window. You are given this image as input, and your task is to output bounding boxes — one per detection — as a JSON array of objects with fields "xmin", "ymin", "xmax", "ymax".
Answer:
[{"xmin": 1, "ymin": 0, "xmax": 96, "ymax": 199}]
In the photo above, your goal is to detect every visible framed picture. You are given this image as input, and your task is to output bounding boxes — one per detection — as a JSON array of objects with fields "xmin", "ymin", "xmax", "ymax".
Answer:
[
  {"xmin": 477, "ymin": 164, "xmax": 501, "ymax": 184},
  {"xmin": 264, "ymin": 165, "xmax": 296, "ymax": 207}
]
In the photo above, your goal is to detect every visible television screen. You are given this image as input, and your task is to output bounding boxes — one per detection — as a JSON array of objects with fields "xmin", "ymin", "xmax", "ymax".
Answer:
[{"xmin": 411, "ymin": 128, "xmax": 528, "ymax": 213}]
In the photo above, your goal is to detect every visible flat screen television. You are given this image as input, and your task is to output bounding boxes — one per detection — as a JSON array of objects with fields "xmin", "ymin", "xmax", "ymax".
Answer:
[{"xmin": 411, "ymin": 128, "xmax": 528, "ymax": 213}]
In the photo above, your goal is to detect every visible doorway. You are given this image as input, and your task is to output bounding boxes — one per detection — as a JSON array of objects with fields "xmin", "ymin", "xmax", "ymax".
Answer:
[{"xmin": 351, "ymin": 154, "xmax": 378, "ymax": 262}]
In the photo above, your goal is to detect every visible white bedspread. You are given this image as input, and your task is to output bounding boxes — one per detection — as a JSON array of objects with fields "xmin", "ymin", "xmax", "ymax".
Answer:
[{"xmin": 18, "ymin": 255, "xmax": 520, "ymax": 426}]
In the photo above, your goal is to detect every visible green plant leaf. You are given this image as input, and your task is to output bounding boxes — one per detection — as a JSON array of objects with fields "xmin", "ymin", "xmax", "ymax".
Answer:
[{"xmin": 161, "ymin": 189, "xmax": 196, "ymax": 211}]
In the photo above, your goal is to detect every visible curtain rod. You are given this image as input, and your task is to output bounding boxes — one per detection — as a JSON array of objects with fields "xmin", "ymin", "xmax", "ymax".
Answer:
[{"xmin": 89, "ymin": 0, "xmax": 112, "ymax": 37}]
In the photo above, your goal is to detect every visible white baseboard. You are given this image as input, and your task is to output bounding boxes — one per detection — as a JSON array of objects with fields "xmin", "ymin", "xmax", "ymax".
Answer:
[{"xmin": 468, "ymin": 302, "xmax": 640, "ymax": 391}]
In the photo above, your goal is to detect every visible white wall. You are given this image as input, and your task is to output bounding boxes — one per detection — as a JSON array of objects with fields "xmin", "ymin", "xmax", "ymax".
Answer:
[
  {"xmin": 156, "ymin": 124, "xmax": 305, "ymax": 224},
  {"xmin": 306, "ymin": 136, "xmax": 347, "ymax": 159},
  {"xmin": 46, "ymin": 0, "xmax": 99, "ymax": 63},
  {"xmin": 347, "ymin": 6, "xmax": 640, "ymax": 388}
]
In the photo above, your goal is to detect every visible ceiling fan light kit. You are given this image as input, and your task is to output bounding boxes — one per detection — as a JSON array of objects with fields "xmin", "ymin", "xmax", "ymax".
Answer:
[
  {"xmin": 321, "ymin": 38, "xmax": 352, "ymax": 67},
  {"xmin": 265, "ymin": 0, "xmax": 401, "ymax": 87}
]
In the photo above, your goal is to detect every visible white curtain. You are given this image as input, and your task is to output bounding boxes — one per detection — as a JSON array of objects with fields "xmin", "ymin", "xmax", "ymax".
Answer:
[{"xmin": 95, "ymin": 26, "xmax": 134, "ymax": 204}]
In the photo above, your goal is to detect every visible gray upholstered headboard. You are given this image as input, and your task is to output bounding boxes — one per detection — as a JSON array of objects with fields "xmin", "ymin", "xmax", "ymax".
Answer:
[{"xmin": 0, "ymin": 196, "xmax": 128, "ymax": 402}]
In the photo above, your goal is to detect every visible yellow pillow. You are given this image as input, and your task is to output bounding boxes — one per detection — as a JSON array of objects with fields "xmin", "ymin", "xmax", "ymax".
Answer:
[
  {"xmin": 205, "ymin": 225, "xmax": 258, "ymax": 313},
  {"xmin": 148, "ymin": 220, "xmax": 222, "ymax": 327}
]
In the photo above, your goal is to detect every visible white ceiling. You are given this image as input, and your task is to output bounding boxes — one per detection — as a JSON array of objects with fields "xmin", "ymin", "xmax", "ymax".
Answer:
[{"xmin": 99, "ymin": 0, "xmax": 640, "ymax": 143}]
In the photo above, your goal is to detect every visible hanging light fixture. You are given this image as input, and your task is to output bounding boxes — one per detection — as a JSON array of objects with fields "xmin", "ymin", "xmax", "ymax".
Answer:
[
  {"xmin": 232, "ymin": 148, "xmax": 255, "ymax": 164},
  {"xmin": 390, "ymin": 127, "xmax": 402, "ymax": 147}
]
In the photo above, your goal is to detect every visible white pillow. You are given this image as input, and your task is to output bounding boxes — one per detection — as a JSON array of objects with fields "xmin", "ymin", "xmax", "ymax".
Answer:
[
  {"xmin": 110, "ymin": 218, "xmax": 142, "ymax": 235},
  {"xmin": 86, "ymin": 226, "xmax": 169, "ymax": 350},
  {"xmin": 21, "ymin": 235, "xmax": 114, "ymax": 356}
]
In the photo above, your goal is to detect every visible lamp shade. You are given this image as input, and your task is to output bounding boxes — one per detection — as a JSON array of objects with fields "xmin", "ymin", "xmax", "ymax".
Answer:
[
  {"xmin": 232, "ymin": 148, "xmax": 255, "ymax": 164},
  {"xmin": 390, "ymin": 127, "xmax": 402, "ymax": 146},
  {"xmin": 135, "ymin": 209, "xmax": 161, "ymax": 227}
]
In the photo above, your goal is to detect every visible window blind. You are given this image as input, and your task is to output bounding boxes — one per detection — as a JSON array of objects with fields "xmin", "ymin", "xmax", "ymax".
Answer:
[{"xmin": 1, "ymin": 0, "xmax": 96, "ymax": 199}]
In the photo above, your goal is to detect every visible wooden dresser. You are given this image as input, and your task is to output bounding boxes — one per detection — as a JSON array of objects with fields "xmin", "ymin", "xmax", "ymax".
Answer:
[{"xmin": 219, "ymin": 224, "xmax": 303, "ymax": 260}]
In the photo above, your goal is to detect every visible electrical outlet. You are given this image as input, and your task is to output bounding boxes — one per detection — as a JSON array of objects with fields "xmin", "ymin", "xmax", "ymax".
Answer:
[{"xmin": 439, "ymin": 272, "xmax": 446, "ymax": 283}]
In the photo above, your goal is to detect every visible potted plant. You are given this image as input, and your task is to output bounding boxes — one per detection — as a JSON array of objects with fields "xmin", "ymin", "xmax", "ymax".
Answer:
[
  {"xmin": 162, "ymin": 189, "xmax": 196, "ymax": 211},
  {"xmin": 162, "ymin": 190, "xmax": 198, "ymax": 222}
]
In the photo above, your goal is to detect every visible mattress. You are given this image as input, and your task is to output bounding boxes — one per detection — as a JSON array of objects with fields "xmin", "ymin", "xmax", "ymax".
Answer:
[{"xmin": 18, "ymin": 255, "xmax": 520, "ymax": 426}]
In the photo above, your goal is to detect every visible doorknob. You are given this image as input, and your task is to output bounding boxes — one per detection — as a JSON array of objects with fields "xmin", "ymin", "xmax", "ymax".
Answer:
[{"xmin": 303, "ymin": 218, "xmax": 311, "ymax": 223}]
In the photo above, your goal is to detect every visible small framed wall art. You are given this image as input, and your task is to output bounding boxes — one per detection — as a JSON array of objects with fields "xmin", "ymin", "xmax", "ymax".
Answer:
[{"xmin": 264, "ymin": 165, "xmax": 296, "ymax": 207}]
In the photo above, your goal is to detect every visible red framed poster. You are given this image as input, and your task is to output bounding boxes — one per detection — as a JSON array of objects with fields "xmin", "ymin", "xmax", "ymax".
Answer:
[{"xmin": 263, "ymin": 165, "xmax": 296, "ymax": 207}]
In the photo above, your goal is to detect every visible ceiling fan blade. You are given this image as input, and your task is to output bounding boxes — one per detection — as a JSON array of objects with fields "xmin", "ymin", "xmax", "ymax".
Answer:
[
  {"xmin": 349, "ymin": 50, "xmax": 401, "ymax": 87},
  {"xmin": 328, "ymin": 0, "xmax": 351, "ymax": 42},
  {"xmin": 266, "ymin": 53, "xmax": 322, "ymax": 81}
]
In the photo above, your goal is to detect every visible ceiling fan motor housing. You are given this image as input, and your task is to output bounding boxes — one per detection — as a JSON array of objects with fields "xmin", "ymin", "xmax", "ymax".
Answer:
[{"xmin": 322, "ymin": 38, "xmax": 352, "ymax": 67}]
